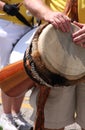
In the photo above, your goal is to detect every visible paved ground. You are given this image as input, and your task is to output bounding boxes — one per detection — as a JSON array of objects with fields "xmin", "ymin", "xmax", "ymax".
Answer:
[
  {"xmin": 0, "ymin": 89, "xmax": 81, "ymax": 130},
  {"xmin": 0, "ymin": 89, "xmax": 33, "ymax": 126}
]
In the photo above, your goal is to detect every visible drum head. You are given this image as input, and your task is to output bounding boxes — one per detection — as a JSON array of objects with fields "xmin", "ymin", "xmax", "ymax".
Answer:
[{"xmin": 37, "ymin": 23, "xmax": 85, "ymax": 80}]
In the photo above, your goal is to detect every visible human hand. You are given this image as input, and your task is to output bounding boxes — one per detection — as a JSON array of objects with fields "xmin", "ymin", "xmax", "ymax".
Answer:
[
  {"xmin": 3, "ymin": 3, "xmax": 19, "ymax": 16},
  {"xmin": 72, "ymin": 21, "xmax": 85, "ymax": 48},
  {"xmin": 44, "ymin": 11, "xmax": 71, "ymax": 32}
]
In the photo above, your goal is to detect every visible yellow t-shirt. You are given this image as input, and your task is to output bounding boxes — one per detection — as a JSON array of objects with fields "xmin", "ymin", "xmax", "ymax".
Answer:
[
  {"xmin": 1, "ymin": 0, "xmax": 85, "ymax": 24},
  {"xmin": 45, "ymin": 0, "xmax": 85, "ymax": 23},
  {"xmin": 45, "ymin": 0, "xmax": 66, "ymax": 12},
  {"xmin": 0, "ymin": 0, "xmax": 33, "ymax": 25},
  {"xmin": 78, "ymin": 0, "xmax": 85, "ymax": 23}
]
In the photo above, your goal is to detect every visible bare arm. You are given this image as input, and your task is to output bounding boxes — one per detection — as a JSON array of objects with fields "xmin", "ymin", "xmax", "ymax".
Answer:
[
  {"xmin": 23, "ymin": 0, "xmax": 71, "ymax": 32},
  {"xmin": 23, "ymin": 0, "xmax": 52, "ymax": 21},
  {"xmin": 0, "ymin": 1, "xmax": 5, "ymax": 10}
]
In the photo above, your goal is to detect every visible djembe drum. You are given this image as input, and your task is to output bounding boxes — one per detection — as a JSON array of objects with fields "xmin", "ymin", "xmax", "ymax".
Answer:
[
  {"xmin": 23, "ymin": 23, "xmax": 85, "ymax": 130},
  {"xmin": 24, "ymin": 23, "xmax": 85, "ymax": 87}
]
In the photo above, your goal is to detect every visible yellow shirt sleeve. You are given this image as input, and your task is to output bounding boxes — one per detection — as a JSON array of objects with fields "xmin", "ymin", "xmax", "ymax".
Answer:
[{"xmin": 78, "ymin": 0, "xmax": 85, "ymax": 23}]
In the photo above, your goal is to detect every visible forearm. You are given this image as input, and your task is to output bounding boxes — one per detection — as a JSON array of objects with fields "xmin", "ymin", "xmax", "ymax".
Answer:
[
  {"xmin": 23, "ymin": 0, "xmax": 52, "ymax": 21},
  {"xmin": 0, "ymin": 1, "xmax": 5, "ymax": 10},
  {"xmin": 24, "ymin": 0, "xmax": 71, "ymax": 32}
]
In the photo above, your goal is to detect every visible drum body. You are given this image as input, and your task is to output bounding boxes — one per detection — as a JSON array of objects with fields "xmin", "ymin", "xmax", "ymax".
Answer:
[
  {"xmin": 24, "ymin": 23, "xmax": 85, "ymax": 87},
  {"xmin": 10, "ymin": 27, "xmax": 37, "ymax": 63},
  {"xmin": 0, "ymin": 27, "xmax": 37, "ymax": 97}
]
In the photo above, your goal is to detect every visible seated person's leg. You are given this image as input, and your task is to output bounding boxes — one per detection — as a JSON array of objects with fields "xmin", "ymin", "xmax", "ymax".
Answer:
[
  {"xmin": 30, "ymin": 86, "xmax": 76, "ymax": 130},
  {"xmin": 76, "ymin": 83, "xmax": 85, "ymax": 130}
]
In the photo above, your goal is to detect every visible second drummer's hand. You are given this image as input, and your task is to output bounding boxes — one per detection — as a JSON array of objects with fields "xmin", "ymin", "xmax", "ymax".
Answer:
[
  {"xmin": 45, "ymin": 11, "xmax": 71, "ymax": 32},
  {"xmin": 72, "ymin": 21, "xmax": 85, "ymax": 48}
]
